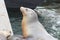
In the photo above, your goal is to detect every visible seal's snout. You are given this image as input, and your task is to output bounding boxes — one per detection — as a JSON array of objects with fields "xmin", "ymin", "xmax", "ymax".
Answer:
[
  {"xmin": 20, "ymin": 7, "xmax": 24, "ymax": 9},
  {"xmin": 20, "ymin": 7, "xmax": 27, "ymax": 16},
  {"xmin": 20, "ymin": 7, "xmax": 28, "ymax": 11},
  {"xmin": 20, "ymin": 7, "xmax": 27, "ymax": 12},
  {"xmin": 20, "ymin": 7, "xmax": 24, "ymax": 11}
]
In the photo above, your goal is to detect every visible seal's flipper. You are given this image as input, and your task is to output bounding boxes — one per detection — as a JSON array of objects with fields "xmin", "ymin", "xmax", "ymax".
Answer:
[{"xmin": 0, "ymin": 0, "xmax": 13, "ymax": 37}]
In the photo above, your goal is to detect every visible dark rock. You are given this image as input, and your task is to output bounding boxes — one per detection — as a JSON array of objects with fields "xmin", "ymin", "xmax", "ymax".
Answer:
[
  {"xmin": 4, "ymin": 0, "xmax": 44, "ymax": 9},
  {"xmin": 4, "ymin": 0, "xmax": 44, "ymax": 17}
]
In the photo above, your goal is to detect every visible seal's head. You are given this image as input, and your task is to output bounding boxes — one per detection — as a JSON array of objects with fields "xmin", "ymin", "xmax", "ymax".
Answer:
[{"xmin": 20, "ymin": 7, "xmax": 38, "ymax": 22}]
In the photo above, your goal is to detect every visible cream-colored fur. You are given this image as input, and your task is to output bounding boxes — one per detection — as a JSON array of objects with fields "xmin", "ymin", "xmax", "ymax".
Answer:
[{"xmin": 20, "ymin": 7, "xmax": 58, "ymax": 40}]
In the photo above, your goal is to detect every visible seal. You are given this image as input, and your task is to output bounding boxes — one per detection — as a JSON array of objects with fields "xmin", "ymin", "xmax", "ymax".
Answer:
[{"xmin": 20, "ymin": 7, "xmax": 58, "ymax": 40}]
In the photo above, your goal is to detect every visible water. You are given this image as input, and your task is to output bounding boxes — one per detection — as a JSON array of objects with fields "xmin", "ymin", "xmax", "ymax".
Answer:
[
  {"xmin": 9, "ymin": 7, "xmax": 60, "ymax": 40},
  {"xmin": 10, "ymin": 17, "xmax": 22, "ymax": 35}
]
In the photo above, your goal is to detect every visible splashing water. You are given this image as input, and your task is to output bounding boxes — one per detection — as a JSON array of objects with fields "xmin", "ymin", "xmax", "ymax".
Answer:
[{"xmin": 35, "ymin": 7, "xmax": 60, "ymax": 40}]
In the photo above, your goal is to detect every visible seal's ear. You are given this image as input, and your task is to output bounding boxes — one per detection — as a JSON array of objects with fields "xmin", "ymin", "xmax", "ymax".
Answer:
[{"xmin": 34, "ymin": 9, "xmax": 41, "ymax": 16}]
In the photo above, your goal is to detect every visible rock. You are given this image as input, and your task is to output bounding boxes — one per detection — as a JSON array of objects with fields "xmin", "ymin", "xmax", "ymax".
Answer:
[
  {"xmin": 8, "ymin": 35, "xmax": 23, "ymax": 40},
  {"xmin": 8, "ymin": 35, "xmax": 36, "ymax": 40}
]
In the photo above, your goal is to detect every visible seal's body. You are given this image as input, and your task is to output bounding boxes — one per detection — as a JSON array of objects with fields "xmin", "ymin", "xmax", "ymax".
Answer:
[{"xmin": 20, "ymin": 7, "xmax": 58, "ymax": 40}]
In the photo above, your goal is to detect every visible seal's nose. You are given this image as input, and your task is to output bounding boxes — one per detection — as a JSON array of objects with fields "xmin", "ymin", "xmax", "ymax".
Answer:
[
  {"xmin": 20, "ymin": 7, "xmax": 24, "ymax": 9},
  {"xmin": 20, "ymin": 7, "xmax": 25, "ymax": 11},
  {"xmin": 20, "ymin": 7, "xmax": 24, "ymax": 8},
  {"xmin": 20, "ymin": 7, "xmax": 27, "ymax": 16}
]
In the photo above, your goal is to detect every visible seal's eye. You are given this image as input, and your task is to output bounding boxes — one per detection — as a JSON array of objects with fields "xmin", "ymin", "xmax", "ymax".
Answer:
[{"xmin": 26, "ymin": 9, "xmax": 28, "ymax": 11}]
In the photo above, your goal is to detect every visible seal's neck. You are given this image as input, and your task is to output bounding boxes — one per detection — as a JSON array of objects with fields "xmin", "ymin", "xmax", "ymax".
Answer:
[{"xmin": 27, "ymin": 16, "xmax": 39, "ymax": 24}]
